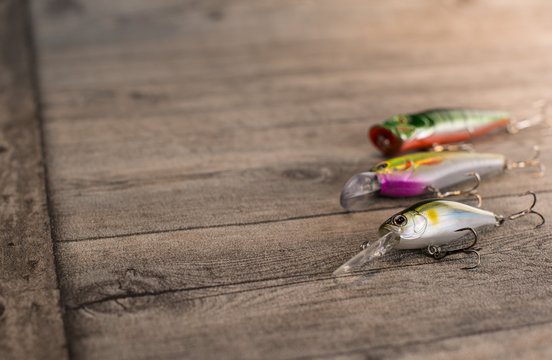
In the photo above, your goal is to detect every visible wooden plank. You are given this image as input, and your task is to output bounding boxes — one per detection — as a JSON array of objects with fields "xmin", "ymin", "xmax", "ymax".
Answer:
[
  {"xmin": 0, "ymin": 0, "xmax": 67, "ymax": 359},
  {"xmin": 56, "ymin": 193, "xmax": 552, "ymax": 359},
  {"xmin": 31, "ymin": 0, "xmax": 552, "ymax": 359},
  {"xmin": 57, "ymin": 193, "xmax": 551, "ymax": 307},
  {"xmin": 32, "ymin": 0, "xmax": 552, "ymax": 240},
  {"xmin": 65, "ymin": 267, "xmax": 552, "ymax": 360},
  {"xmin": 0, "ymin": 289, "xmax": 65, "ymax": 359},
  {"xmin": 386, "ymin": 322, "xmax": 552, "ymax": 360},
  {"xmin": 44, "ymin": 121, "xmax": 552, "ymax": 241}
]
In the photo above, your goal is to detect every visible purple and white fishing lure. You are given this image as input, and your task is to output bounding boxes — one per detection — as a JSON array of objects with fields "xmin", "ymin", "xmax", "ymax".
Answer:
[{"xmin": 341, "ymin": 150, "xmax": 542, "ymax": 210}]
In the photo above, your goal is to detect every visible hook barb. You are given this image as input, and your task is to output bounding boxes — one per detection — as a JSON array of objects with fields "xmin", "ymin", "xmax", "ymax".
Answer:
[
  {"xmin": 507, "ymin": 99, "xmax": 548, "ymax": 134},
  {"xmin": 426, "ymin": 227, "xmax": 480, "ymax": 269},
  {"xmin": 506, "ymin": 146, "xmax": 545, "ymax": 177},
  {"xmin": 461, "ymin": 249, "xmax": 481, "ymax": 270},
  {"xmin": 498, "ymin": 191, "xmax": 545, "ymax": 228}
]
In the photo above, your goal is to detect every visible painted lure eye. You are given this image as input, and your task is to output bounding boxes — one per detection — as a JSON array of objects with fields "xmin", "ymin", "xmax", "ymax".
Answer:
[
  {"xmin": 393, "ymin": 214, "xmax": 408, "ymax": 226},
  {"xmin": 397, "ymin": 115, "xmax": 408, "ymax": 124},
  {"xmin": 376, "ymin": 162, "xmax": 388, "ymax": 171}
]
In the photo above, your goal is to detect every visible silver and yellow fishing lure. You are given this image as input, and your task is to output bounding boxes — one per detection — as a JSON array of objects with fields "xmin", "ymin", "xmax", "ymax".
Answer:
[{"xmin": 333, "ymin": 192, "xmax": 545, "ymax": 275}]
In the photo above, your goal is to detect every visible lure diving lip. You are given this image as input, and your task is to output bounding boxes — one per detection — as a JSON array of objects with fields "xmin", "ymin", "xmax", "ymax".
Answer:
[
  {"xmin": 340, "ymin": 150, "xmax": 542, "ymax": 210},
  {"xmin": 369, "ymin": 103, "xmax": 546, "ymax": 155},
  {"xmin": 333, "ymin": 192, "xmax": 545, "ymax": 276}
]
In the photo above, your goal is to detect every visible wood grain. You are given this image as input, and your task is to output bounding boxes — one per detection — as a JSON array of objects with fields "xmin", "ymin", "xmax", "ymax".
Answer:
[
  {"xmin": 32, "ymin": 0, "xmax": 552, "ymax": 241},
  {"xmin": 55, "ymin": 193, "xmax": 552, "ymax": 359},
  {"xmin": 56, "ymin": 193, "xmax": 551, "ymax": 308},
  {"xmin": 0, "ymin": 0, "xmax": 67, "ymax": 359},
  {"xmin": 393, "ymin": 322, "xmax": 552, "ymax": 360},
  {"xmin": 28, "ymin": 0, "xmax": 552, "ymax": 359}
]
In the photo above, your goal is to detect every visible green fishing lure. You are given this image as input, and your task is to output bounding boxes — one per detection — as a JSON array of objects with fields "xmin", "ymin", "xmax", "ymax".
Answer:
[{"xmin": 369, "ymin": 103, "xmax": 546, "ymax": 155}]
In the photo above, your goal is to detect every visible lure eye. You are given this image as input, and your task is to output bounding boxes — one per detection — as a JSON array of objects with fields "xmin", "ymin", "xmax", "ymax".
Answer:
[
  {"xmin": 393, "ymin": 214, "xmax": 408, "ymax": 226},
  {"xmin": 376, "ymin": 162, "xmax": 388, "ymax": 171},
  {"xmin": 397, "ymin": 115, "xmax": 408, "ymax": 124}
]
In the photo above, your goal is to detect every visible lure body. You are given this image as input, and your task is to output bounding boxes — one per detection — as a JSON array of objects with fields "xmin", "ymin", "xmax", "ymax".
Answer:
[
  {"xmin": 333, "ymin": 199, "xmax": 500, "ymax": 275},
  {"xmin": 340, "ymin": 151, "xmax": 506, "ymax": 209},
  {"xmin": 334, "ymin": 193, "xmax": 544, "ymax": 275},
  {"xmin": 374, "ymin": 151, "xmax": 505, "ymax": 197},
  {"xmin": 380, "ymin": 199, "xmax": 497, "ymax": 249},
  {"xmin": 369, "ymin": 109, "xmax": 510, "ymax": 155}
]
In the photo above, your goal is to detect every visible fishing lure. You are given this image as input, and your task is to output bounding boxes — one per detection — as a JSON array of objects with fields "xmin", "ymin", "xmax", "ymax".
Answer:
[
  {"xmin": 340, "ymin": 149, "xmax": 542, "ymax": 210},
  {"xmin": 333, "ymin": 192, "xmax": 545, "ymax": 276},
  {"xmin": 369, "ymin": 102, "xmax": 546, "ymax": 155}
]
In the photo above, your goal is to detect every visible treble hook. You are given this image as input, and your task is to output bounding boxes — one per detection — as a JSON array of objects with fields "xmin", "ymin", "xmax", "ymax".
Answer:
[
  {"xmin": 431, "ymin": 143, "xmax": 474, "ymax": 153},
  {"xmin": 497, "ymin": 191, "xmax": 545, "ymax": 228},
  {"xmin": 506, "ymin": 146, "xmax": 545, "ymax": 177},
  {"xmin": 507, "ymin": 99, "xmax": 548, "ymax": 134},
  {"xmin": 427, "ymin": 172, "xmax": 482, "ymax": 207},
  {"xmin": 426, "ymin": 227, "xmax": 481, "ymax": 270}
]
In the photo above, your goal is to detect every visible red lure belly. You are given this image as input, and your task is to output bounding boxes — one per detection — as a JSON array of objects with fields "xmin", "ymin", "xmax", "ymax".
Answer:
[{"xmin": 369, "ymin": 109, "xmax": 511, "ymax": 155}]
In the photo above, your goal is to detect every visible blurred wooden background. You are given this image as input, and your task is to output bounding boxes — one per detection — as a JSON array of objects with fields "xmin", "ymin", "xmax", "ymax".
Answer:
[{"xmin": 2, "ymin": 0, "xmax": 552, "ymax": 359}]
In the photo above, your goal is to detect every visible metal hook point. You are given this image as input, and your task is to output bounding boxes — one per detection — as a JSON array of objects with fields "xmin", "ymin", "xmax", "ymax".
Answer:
[
  {"xmin": 461, "ymin": 249, "xmax": 481, "ymax": 270},
  {"xmin": 455, "ymin": 227, "xmax": 480, "ymax": 270},
  {"xmin": 507, "ymin": 99, "xmax": 549, "ymax": 134},
  {"xmin": 503, "ymin": 191, "xmax": 546, "ymax": 228},
  {"xmin": 426, "ymin": 227, "xmax": 480, "ymax": 269},
  {"xmin": 454, "ymin": 227, "xmax": 478, "ymax": 250},
  {"xmin": 506, "ymin": 146, "xmax": 544, "ymax": 177}
]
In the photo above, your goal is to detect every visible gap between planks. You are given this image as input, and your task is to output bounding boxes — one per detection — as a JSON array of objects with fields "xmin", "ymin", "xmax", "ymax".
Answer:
[
  {"xmin": 57, "ymin": 189, "xmax": 552, "ymax": 243},
  {"xmin": 23, "ymin": 0, "xmax": 73, "ymax": 358},
  {"xmin": 62, "ymin": 228, "xmax": 546, "ymax": 358},
  {"xmin": 66, "ymin": 229, "xmax": 551, "ymax": 309}
]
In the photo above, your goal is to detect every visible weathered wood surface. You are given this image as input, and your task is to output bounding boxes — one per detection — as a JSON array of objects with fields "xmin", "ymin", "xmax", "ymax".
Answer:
[
  {"xmin": 58, "ymin": 193, "xmax": 552, "ymax": 360},
  {"xmin": 27, "ymin": 0, "xmax": 552, "ymax": 359},
  {"xmin": 33, "ymin": 0, "xmax": 552, "ymax": 241},
  {"xmin": 0, "ymin": 0, "xmax": 67, "ymax": 359}
]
